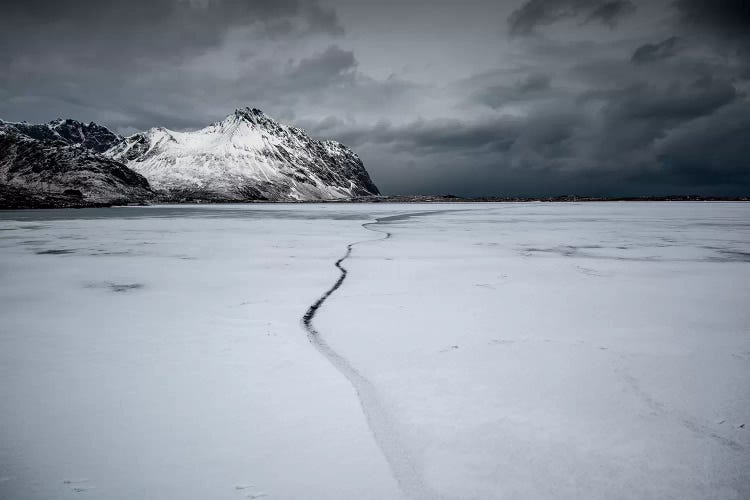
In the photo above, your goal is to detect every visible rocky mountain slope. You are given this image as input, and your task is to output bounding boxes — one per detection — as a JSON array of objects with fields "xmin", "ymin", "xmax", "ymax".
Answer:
[
  {"xmin": 1, "ymin": 118, "xmax": 122, "ymax": 153},
  {"xmin": 106, "ymin": 108, "xmax": 379, "ymax": 201},
  {"xmin": 1, "ymin": 108, "xmax": 379, "ymax": 207},
  {"xmin": 0, "ymin": 129, "xmax": 152, "ymax": 208}
]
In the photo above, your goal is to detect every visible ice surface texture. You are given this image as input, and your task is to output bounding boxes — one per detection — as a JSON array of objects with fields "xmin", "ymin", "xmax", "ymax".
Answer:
[{"xmin": 0, "ymin": 202, "xmax": 748, "ymax": 499}]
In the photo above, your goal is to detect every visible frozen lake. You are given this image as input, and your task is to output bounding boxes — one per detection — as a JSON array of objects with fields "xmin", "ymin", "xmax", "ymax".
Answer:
[{"xmin": 0, "ymin": 202, "xmax": 748, "ymax": 499}]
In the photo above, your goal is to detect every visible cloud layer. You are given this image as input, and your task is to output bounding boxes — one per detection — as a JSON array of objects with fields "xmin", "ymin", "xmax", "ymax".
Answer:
[
  {"xmin": 1, "ymin": 0, "xmax": 748, "ymax": 196},
  {"xmin": 508, "ymin": 0, "xmax": 636, "ymax": 36}
]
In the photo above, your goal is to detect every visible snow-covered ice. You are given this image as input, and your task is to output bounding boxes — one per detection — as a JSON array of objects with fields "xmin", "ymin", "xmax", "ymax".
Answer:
[{"xmin": 0, "ymin": 202, "xmax": 748, "ymax": 499}]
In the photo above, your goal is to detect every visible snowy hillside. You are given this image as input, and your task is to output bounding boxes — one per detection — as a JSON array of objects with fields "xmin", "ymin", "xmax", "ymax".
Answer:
[
  {"xmin": 106, "ymin": 108, "xmax": 380, "ymax": 201},
  {"xmin": 0, "ymin": 129, "xmax": 152, "ymax": 208}
]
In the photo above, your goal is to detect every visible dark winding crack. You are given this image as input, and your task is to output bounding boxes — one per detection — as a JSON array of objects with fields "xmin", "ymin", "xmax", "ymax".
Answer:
[{"xmin": 301, "ymin": 211, "xmax": 454, "ymax": 500}]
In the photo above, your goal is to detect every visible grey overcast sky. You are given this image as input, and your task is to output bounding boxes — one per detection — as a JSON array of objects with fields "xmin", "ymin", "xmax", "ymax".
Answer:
[{"xmin": 1, "ymin": 0, "xmax": 749, "ymax": 196}]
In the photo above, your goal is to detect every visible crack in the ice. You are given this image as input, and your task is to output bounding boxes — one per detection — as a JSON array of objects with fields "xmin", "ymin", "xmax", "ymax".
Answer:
[{"xmin": 301, "ymin": 211, "xmax": 452, "ymax": 500}]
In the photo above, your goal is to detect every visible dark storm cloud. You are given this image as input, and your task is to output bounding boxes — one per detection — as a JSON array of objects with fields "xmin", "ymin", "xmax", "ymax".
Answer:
[
  {"xmin": 672, "ymin": 1, "xmax": 750, "ymax": 77},
  {"xmin": 591, "ymin": 77, "xmax": 737, "ymax": 124},
  {"xmin": 1, "ymin": 0, "xmax": 749, "ymax": 197},
  {"xmin": 508, "ymin": 0, "xmax": 636, "ymax": 36},
  {"xmin": 655, "ymin": 101, "xmax": 750, "ymax": 186},
  {"xmin": 471, "ymin": 74, "xmax": 553, "ymax": 109},
  {"xmin": 330, "ymin": 115, "xmax": 523, "ymax": 154},
  {"xmin": 673, "ymin": 0, "xmax": 750, "ymax": 39},
  {"xmin": 584, "ymin": 1, "xmax": 637, "ymax": 27},
  {"xmin": 0, "ymin": 0, "xmax": 356, "ymax": 132},
  {"xmin": 562, "ymin": 76, "xmax": 740, "ymax": 181},
  {"xmin": 321, "ymin": 51, "xmax": 745, "ymax": 196},
  {"xmin": 0, "ymin": 0, "xmax": 343, "ymax": 64},
  {"xmin": 518, "ymin": 74, "xmax": 553, "ymax": 93},
  {"xmin": 631, "ymin": 36, "xmax": 680, "ymax": 64},
  {"xmin": 287, "ymin": 46, "xmax": 357, "ymax": 87}
]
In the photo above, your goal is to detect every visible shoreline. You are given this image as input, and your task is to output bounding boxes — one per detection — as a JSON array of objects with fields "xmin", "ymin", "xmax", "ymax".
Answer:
[{"xmin": 2, "ymin": 194, "xmax": 749, "ymax": 210}]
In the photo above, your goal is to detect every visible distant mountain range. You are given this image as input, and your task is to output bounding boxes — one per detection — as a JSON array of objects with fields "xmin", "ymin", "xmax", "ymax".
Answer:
[{"xmin": 0, "ymin": 109, "xmax": 379, "ymax": 208}]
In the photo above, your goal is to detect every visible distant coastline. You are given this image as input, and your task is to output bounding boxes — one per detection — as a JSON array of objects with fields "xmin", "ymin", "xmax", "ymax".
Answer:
[
  {"xmin": 333, "ymin": 194, "xmax": 750, "ymax": 203},
  {"xmin": 2, "ymin": 190, "xmax": 748, "ymax": 210}
]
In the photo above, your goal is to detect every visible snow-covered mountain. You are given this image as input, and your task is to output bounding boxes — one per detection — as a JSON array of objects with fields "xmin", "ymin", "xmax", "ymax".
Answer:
[
  {"xmin": 106, "ymin": 108, "xmax": 379, "ymax": 201},
  {"xmin": 0, "ymin": 108, "xmax": 379, "ymax": 207}
]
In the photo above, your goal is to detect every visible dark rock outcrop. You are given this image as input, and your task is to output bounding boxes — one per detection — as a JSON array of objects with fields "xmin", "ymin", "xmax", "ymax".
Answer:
[{"xmin": 0, "ymin": 131, "xmax": 152, "ymax": 208}]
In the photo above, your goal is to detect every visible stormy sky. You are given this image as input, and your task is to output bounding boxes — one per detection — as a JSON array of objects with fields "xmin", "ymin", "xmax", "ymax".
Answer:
[{"xmin": 1, "ymin": 0, "xmax": 749, "ymax": 196}]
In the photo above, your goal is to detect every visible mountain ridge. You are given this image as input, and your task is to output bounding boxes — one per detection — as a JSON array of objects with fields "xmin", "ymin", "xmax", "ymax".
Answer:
[
  {"xmin": 106, "ymin": 107, "xmax": 379, "ymax": 201},
  {"xmin": 0, "ymin": 118, "xmax": 122, "ymax": 153},
  {"xmin": 0, "ymin": 129, "xmax": 153, "ymax": 209},
  {"xmin": 0, "ymin": 108, "xmax": 379, "ymax": 207}
]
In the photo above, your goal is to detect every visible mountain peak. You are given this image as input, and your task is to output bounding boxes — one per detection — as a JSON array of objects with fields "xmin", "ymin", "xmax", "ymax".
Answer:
[
  {"xmin": 233, "ymin": 107, "xmax": 267, "ymax": 123},
  {"xmin": 107, "ymin": 108, "xmax": 379, "ymax": 201}
]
